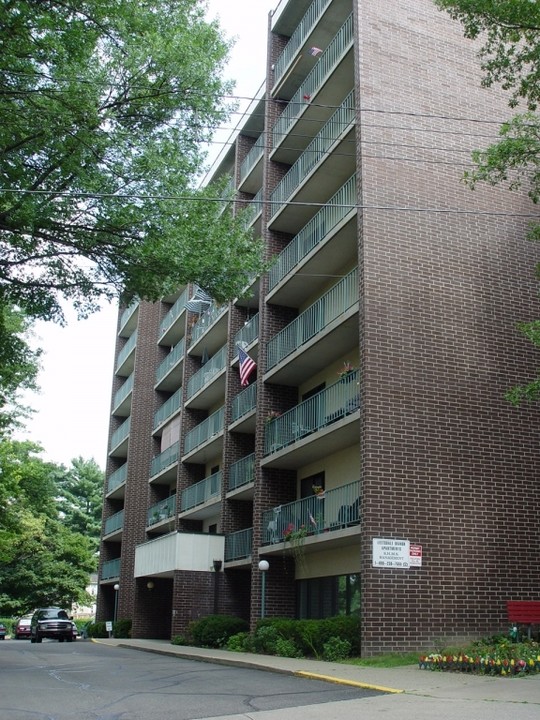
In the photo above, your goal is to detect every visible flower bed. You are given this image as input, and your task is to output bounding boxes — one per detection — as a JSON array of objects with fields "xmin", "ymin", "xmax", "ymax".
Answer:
[{"xmin": 419, "ymin": 641, "xmax": 540, "ymax": 676}]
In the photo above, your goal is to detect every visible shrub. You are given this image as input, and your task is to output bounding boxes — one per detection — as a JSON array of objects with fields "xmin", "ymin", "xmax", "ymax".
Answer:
[
  {"xmin": 113, "ymin": 619, "xmax": 132, "ymax": 639},
  {"xmin": 87, "ymin": 621, "xmax": 108, "ymax": 638},
  {"xmin": 323, "ymin": 636, "xmax": 352, "ymax": 661},
  {"xmin": 275, "ymin": 637, "xmax": 302, "ymax": 658},
  {"xmin": 171, "ymin": 634, "xmax": 190, "ymax": 646},
  {"xmin": 188, "ymin": 615, "xmax": 248, "ymax": 649},
  {"xmin": 252, "ymin": 624, "xmax": 280, "ymax": 654},
  {"xmin": 226, "ymin": 632, "xmax": 254, "ymax": 652}
]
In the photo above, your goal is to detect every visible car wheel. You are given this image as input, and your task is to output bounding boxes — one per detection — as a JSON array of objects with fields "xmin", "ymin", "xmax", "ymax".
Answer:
[
  {"xmin": 67, "ymin": 636, "xmax": 73, "ymax": 642},
  {"xmin": 30, "ymin": 636, "xmax": 35, "ymax": 643},
  {"xmin": 36, "ymin": 634, "xmax": 42, "ymax": 643}
]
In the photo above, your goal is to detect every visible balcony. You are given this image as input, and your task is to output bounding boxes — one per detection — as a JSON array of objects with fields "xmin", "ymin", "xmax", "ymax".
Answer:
[
  {"xmin": 224, "ymin": 528, "xmax": 253, "ymax": 565},
  {"xmin": 261, "ymin": 480, "xmax": 360, "ymax": 550},
  {"xmin": 265, "ymin": 267, "xmax": 359, "ymax": 385},
  {"xmin": 134, "ymin": 533, "xmax": 225, "ymax": 578},
  {"xmin": 149, "ymin": 442, "xmax": 180, "ymax": 485},
  {"xmin": 109, "ymin": 417, "xmax": 130, "ymax": 457},
  {"xmin": 268, "ymin": 90, "xmax": 356, "ymax": 234},
  {"xmin": 239, "ymin": 132, "xmax": 265, "ymax": 193},
  {"xmin": 153, "ymin": 388, "xmax": 182, "ymax": 434},
  {"xmin": 233, "ymin": 313, "xmax": 259, "ymax": 351},
  {"xmin": 186, "ymin": 345, "xmax": 226, "ymax": 409},
  {"xmin": 101, "ymin": 557, "xmax": 121, "ymax": 581},
  {"xmin": 112, "ymin": 373, "xmax": 133, "ymax": 417},
  {"xmin": 155, "ymin": 337, "xmax": 185, "ymax": 391},
  {"xmin": 183, "ymin": 407, "xmax": 225, "ymax": 463},
  {"xmin": 147, "ymin": 495, "xmax": 176, "ymax": 529},
  {"xmin": 115, "ymin": 331, "xmax": 137, "ymax": 377},
  {"xmin": 228, "ymin": 453, "xmax": 255, "ymax": 500},
  {"xmin": 106, "ymin": 463, "xmax": 127, "ymax": 499},
  {"xmin": 230, "ymin": 383, "xmax": 257, "ymax": 432},
  {"xmin": 118, "ymin": 300, "xmax": 139, "ymax": 338},
  {"xmin": 263, "ymin": 372, "xmax": 360, "ymax": 468},
  {"xmin": 180, "ymin": 470, "xmax": 221, "ymax": 520},
  {"xmin": 267, "ymin": 175, "xmax": 357, "ymax": 307},
  {"xmin": 159, "ymin": 288, "xmax": 189, "ymax": 346},
  {"xmin": 103, "ymin": 509, "xmax": 124, "ymax": 540},
  {"xmin": 188, "ymin": 303, "xmax": 228, "ymax": 356},
  {"xmin": 242, "ymin": 189, "xmax": 263, "ymax": 237},
  {"xmin": 272, "ymin": 14, "xmax": 354, "ymax": 164}
]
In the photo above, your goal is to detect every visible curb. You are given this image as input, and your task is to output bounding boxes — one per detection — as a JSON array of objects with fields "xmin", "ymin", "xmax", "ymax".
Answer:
[{"xmin": 294, "ymin": 670, "xmax": 404, "ymax": 693}]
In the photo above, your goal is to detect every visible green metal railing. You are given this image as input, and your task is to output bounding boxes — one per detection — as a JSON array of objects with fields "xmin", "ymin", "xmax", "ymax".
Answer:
[
  {"xmin": 113, "ymin": 373, "xmax": 133, "ymax": 411},
  {"xmin": 190, "ymin": 304, "xmax": 227, "ymax": 346},
  {"xmin": 231, "ymin": 383, "xmax": 257, "ymax": 422},
  {"xmin": 107, "ymin": 464, "xmax": 127, "ymax": 494},
  {"xmin": 243, "ymin": 188, "xmax": 263, "ymax": 227},
  {"xmin": 273, "ymin": 0, "xmax": 333, "ymax": 88},
  {"xmin": 110, "ymin": 417, "xmax": 130, "ymax": 451},
  {"xmin": 225, "ymin": 528, "xmax": 253, "ymax": 562},
  {"xmin": 234, "ymin": 313, "xmax": 259, "ymax": 349},
  {"xmin": 268, "ymin": 176, "xmax": 356, "ymax": 290},
  {"xmin": 261, "ymin": 480, "xmax": 360, "ymax": 545},
  {"xmin": 264, "ymin": 370, "xmax": 359, "ymax": 455},
  {"xmin": 101, "ymin": 557, "xmax": 121, "ymax": 580},
  {"xmin": 104, "ymin": 509, "xmax": 124, "ymax": 536},
  {"xmin": 181, "ymin": 470, "xmax": 221, "ymax": 512},
  {"xmin": 115, "ymin": 331, "xmax": 137, "ymax": 372},
  {"xmin": 267, "ymin": 268, "xmax": 358, "ymax": 370},
  {"xmin": 184, "ymin": 406, "xmax": 225, "ymax": 454},
  {"xmin": 229, "ymin": 453, "xmax": 255, "ymax": 491},
  {"xmin": 150, "ymin": 441, "xmax": 180, "ymax": 479},
  {"xmin": 147, "ymin": 495, "xmax": 176, "ymax": 526},
  {"xmin": 270, "ymin": 90, "xmax": 355, "ymax": 210},
  {"xmin": 186, "ymin": 345, "xmax": 226, "ymax": 399},
  {"xmin": 119, "ymin": 300, "xmax": 139, "ymax": 333},
  {"xmin": 240, "ymin": 133, "xmax": 265, "ymax": 183},
  {"xmin": 272, "ymin": 14, "xmax": 353, "ymax": 149},
  {"xmin": 159, "ymin": 288, "xmax": 189, "ymax": 338},
  {"xmin": 153, "ymin": 388, "xmax": 182, "ymax": 430},
  {"xmin": 156, "ymin": 337, "xmax": 185, "ymax": 384}
]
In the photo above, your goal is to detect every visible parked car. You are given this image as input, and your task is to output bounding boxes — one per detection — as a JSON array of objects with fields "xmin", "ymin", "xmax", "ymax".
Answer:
[
  {"xmin": 0, "ymin": 622, "xmax": 6, "ymax": 639},
  {"xmin": 30, "ymin": 608, "xmax": 74, "ymax": 643},
  {"xmin": 14, "ymin": 616, "xmax": 33, "ymax": 639}
]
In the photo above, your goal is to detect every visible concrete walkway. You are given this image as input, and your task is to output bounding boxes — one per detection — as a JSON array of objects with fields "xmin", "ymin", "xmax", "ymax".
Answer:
[{"xmin": 95, "ymin": 637, "xmax": 540, "ymax": 706}]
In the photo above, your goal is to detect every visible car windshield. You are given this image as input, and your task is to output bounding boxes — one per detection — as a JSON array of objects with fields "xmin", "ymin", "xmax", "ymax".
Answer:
[{"xmin": 41, "ymin": 609, "xmax": 69, "ymax": 619}]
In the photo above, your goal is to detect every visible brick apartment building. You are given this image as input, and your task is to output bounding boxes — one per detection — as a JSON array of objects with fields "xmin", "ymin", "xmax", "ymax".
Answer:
[{"xmin": 97, "ymin": 0, "xmax": 540, "ymax": 655}]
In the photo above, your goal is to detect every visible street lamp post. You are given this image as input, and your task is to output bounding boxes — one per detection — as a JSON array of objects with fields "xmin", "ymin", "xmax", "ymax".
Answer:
[
  {"xmin": 258, "ymin": 560, "xmax": 269, "ymax": 619},
  {"xmin": 113, "ymin": 583, "xmax": 120, "ymax": 623}
]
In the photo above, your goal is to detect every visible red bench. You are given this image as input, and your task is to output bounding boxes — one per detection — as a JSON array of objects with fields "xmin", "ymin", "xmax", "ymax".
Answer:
[{"xmin": 507, "ymin": 601, "xmax": 540, "ymax": 639}]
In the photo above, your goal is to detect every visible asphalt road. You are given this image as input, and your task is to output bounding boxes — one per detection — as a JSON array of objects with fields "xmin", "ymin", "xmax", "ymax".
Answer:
[{"xmin": 0, "ymin": 639, "xmax": 383, "ymax": 720}]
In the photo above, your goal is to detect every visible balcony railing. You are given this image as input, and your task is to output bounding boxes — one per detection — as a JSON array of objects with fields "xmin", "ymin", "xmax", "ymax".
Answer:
[
  {"xmin": 186, "ymin": 345, "xmax": 226, "ymax": 399},
  {"xmin": 104, "ymin": 509, "xmax": 124, "ymax": 536},
  {"xmin": 231, "ymin": 383, "xmax": 257, "ymax": 423},
  {"xmin": 153, "ymin": 388, "xmax": 182, "ymax": 430},
  {"xmin": 181, "ymin": 470, "xmax": 221, "ymax": 512},
  {"xmin": 107, "ymin": 464, "xmax": 127, "ymax": 494},
  {"xmin": 101, "ymin": 557, "xmax": 121, "ymax": 580},
  {"xmin": 189, "ymin": 304, "xmax": 227, "ymax": 346},
  {"xmin": 225, "ymin": 528, "xmax": 253, "ymax": 562},
  {"xmin": 119, "ymin": 300, "xmax": 139, "ymax": 334},
  {"xmin": 115, "ymin": 331, "xmax": 137, "ymax": 372},
  {"xmin": 229, "ymin": 453, "xmax": 255, "ymax": 491},
  {"xmin": 273, "ymin": 0, "xmax": 333, "ymax": 89},
  {"xmin": 159, "ymin": 288, "xmax": 189, "ymax": 338},
  {"xmin": 110, "ymin": 417, "xmax": 131, "ymax": 451},
  {"xmin": 234, "ymin": 313, "xmax": 259, "ymax": 351},
  {"xmin": 150, "ymin": 441, "xmax": 180, "ymax": 479},
  {"xmin": 264, "ymin": 371, "xmax": 359, "ymax": 455},
  {"xmin": 243, "ymin": 188, "xmax": 263, "ymax": 227},
  {"xmin": 267, "ymin": 267, "xmax": 358, "ymax": 370},
  {"xmin": 156, "ymin": 337, "xmax": 185, "ymax": 384},
  {"xmin": 184, "ymin": 406, "xmax": 225, "ymax": 454},
  {"xmin": 269, "ymin": 175, "xmax": 356, "ymax": 291},
  {"xmin": 147, "ymin": 495, "xmax": 176, "ymax": 526},
  {"xmin": 261, "ymin": 480, "xmax": 360, "ymax": 545},
  {"xmin": 272, "ymin": 14, "xmax": 353, "ymax": 150},
  {"xmin": 113, "ymin": 373, "xmax": 133, "ymax": 411},
  {"xmin": 240, "ymin": 133, "xmax": 265, "ymax": 184},
  {"xmin": 270, "ymin": 90, "xmax": 355, "ymax": 210}
]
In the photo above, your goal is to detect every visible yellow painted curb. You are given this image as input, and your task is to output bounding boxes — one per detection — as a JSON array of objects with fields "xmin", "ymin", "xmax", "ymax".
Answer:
[{"xmin": 294, "ymin": 670, "xmax": 404, "ymax": 694}]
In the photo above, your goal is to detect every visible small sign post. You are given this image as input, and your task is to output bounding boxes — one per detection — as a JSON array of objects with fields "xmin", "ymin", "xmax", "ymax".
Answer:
[{"xmin": 106, "ymin": 620, "xmax": 113, "ymax": 638}]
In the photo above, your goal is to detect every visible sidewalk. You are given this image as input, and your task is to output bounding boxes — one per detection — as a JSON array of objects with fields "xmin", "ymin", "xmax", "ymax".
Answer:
[{"xmin": 95, "ymin": 637, "xmax": 540, "ymax": 705}]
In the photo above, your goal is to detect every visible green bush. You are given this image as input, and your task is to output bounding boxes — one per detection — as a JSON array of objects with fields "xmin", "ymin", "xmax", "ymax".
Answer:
[
  {"xmin": 188, "ymin": 615, "xmax": 249, "ymax": 649},
  {"xmin": 275, "ymin": 637, "xmax": 302, "ymax": 658},
  {"xmin": 113, "ymin": 619, "xmax": 132, "ymax": 639},
  {"xmin": 87, "ymin": 621, "xmax": 108, "ymax": 638},
  {"xmin": 171, "ymin": 634, "xmax": 190, "ymax": 646},
  {"xmin": 323, "ymin": 636, "xmax": 352, "ymax": 661},
  {"xmin": 252, "ymin": 616, "xmax": 359, "ymax": 659},
  {"xmin": 226, "ymin": 632, "xmax": 254, "ymax": 652}
]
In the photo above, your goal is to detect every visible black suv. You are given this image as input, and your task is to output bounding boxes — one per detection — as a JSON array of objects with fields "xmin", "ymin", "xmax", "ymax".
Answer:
[{"xmin": 30, "ymin": 607, "xmax": 74, "ymax": 643}]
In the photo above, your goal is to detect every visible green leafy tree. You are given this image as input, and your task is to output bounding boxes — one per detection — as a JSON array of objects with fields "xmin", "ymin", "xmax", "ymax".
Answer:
[
  {"xmin": 0, "ymin": 0, "xmax": 264, "ymax": 325},
  {"xmin": 436, "ymin": 1, "xmax": 540, "ymax": 403},
  {"xmin": 56, "ymin": 457, "xmax": 104, "ymax": 552}
]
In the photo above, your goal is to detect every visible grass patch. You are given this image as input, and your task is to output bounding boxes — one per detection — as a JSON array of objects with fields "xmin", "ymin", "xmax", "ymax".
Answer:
[{"xmin": 341, "ymin": 652, "xmax": 420, "ymax": 668}]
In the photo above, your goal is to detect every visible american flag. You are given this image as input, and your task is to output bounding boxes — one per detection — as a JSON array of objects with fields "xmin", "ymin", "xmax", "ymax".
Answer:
[{"xmin": 237, "ymin": 346, "xmax": 256, "ymax": 387}]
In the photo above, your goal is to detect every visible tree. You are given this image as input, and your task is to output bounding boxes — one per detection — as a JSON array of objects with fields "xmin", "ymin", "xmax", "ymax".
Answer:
[
  {"xmin": 0, "ymin": 0, "xmax": 264, "ymax": 325},
  {"xmin": 435, "ymin": 1, "xmax": 540, "ymax": 403},
  {"xmin": 56, "ymin": 457, "xmax": 104, "ymax": 552}
]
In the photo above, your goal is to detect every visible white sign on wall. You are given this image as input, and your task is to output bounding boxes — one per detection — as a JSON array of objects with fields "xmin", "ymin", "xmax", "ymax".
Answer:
[{"xmin": 372, "ymin": 538, "xmax": 422, "ymax": 569}]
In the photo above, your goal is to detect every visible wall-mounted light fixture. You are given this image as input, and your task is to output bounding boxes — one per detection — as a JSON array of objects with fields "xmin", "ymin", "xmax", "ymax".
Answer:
[
  {"xmin": 146, "ymin": 580, "xmax": 155, "ymax": 590},
  {"xmin": 212, "ymin": 559, "xmax": 222, "ymax": 572}
]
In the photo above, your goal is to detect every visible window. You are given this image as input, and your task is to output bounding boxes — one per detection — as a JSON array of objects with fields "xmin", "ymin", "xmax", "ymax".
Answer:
[
  {"xmin": 300, "ymin": 472, "xmax": 324, "ymax": 499},
  {"xmin": 297, "ymin": 574, "xmax": 360, "ymax": 619}
]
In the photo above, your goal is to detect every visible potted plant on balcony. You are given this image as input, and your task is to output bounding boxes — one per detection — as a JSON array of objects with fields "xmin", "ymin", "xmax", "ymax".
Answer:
[
  {"xmin": 312, "ymin": 485, "xmax": 325, "ymax": 499},
  {"xmin": 338, "ymin": 362, "xmax": 356, "ymax": 382}
]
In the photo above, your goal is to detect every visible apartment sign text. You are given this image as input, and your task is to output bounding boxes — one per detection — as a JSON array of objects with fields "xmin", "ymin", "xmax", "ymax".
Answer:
[{"xmin": 372, "ymin": 538, "xmax": 411, "ymax": 568}]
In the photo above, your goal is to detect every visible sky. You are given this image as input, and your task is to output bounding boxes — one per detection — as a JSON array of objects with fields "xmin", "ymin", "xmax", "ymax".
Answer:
[{"xmin": 16, "ymin": 0, "xmax": 277, "ymax": 468}]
